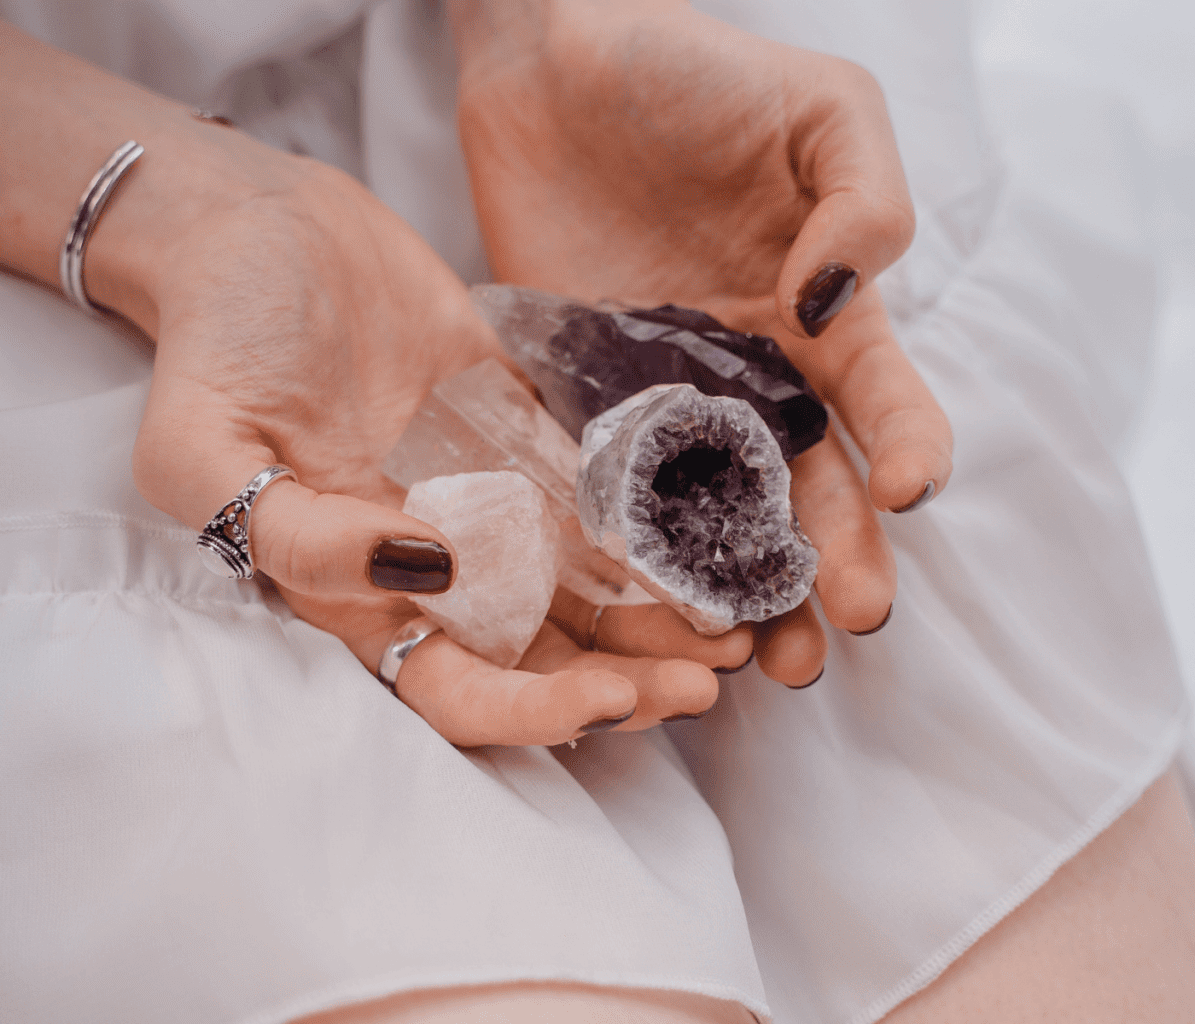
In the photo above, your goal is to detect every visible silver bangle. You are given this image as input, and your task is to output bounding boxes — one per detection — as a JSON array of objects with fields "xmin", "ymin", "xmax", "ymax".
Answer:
[
  {"xmin": 378, "ymin": 617, "xmax": 443, "ymax": 694},
  {"xmin": 59, "ymin": 140, "xmax": 145, "ymax": 316}
]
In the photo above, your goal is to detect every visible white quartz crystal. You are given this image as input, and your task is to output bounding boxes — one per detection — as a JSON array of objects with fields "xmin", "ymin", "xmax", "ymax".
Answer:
[{"xmin": 404, "ymin": 471, "xmax": 561, "ymax": 668}]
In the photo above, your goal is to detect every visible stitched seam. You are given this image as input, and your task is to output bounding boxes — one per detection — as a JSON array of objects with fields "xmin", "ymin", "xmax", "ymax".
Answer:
[{"xmin": 0, "ymin": 510, "xmax": 192, "ymax": 540}]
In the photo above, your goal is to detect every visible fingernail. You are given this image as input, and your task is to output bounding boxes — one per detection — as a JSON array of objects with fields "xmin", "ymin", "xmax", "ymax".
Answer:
[
  {"xmin": 713, "ymin": 652, "xmax": 755, "ymax": 676},
  {"xmin": 662, "ymin": 711, "xmax": 708, "ymax": 723},
  {"xmin": 849, "ymin": 603, "xmax": 893, "ymax": 637},
  {"xmin": 369, "ymin": 538, "xmax": 453, "ymax": 593},
  {"xmin": 787, "ymin": 666, "xmax": 824, "ymax": 690},
  {"xmin": 893, "ymin": 480, "xmax": 935, "ymax": 514},
  {"xmin": 795, "ymin": 263, "xmax": 858, "ymax": 337},
  {"xmin": 580, "ymin": 708, "xmax": 636, "ymax": 734}
]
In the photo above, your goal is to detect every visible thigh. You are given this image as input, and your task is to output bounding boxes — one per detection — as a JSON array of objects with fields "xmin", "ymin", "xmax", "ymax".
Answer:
[
  {"xmin": 882, "ymin": 768, "xmax": 1195, "ymax": 1023},
  {"xmin": 297, "ymin": 982, "xmax": 759, "ymax": 1024}
]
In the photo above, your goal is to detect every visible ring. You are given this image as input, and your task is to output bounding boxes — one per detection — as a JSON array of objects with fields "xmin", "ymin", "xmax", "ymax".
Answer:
[
  {"xmin": 586, "ymin": 605, "xmax": 606, "ymax": 651},
  {"xmin": 195, "ymin": 465, "xmax": 297, "ymax": 579},
  {"xmin": 378, "ymin": 616, "xmax": 443, "ymax": 694}
]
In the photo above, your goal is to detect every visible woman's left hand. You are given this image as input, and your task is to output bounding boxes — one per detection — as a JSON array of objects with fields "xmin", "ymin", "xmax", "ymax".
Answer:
[{"xmin": 451, "ymin": 0, "xmax": 953, "ymax": 684}]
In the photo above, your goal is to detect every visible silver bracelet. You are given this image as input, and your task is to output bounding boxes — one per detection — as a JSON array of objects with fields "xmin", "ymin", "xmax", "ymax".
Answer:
[{"xmin": 59, "ymin": 140, "xmax": 145, "ymax": 316}]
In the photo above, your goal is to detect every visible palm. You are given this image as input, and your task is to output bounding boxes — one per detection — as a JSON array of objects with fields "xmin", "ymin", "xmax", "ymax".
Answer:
[{"xmin": 460, "ymin": 16, "xmax": 801, "ymax": 322}]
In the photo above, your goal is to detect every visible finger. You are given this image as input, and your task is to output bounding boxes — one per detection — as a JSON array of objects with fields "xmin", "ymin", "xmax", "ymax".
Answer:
[
  {"xmin": 547, "ymin": 589, "xmax": 755, "ymax": 672},
  {"xmin": 133, "ymin": 397, "xmax": 458, "ymax": 600},
  {"xmin": 754, "ymin": 600, "xmax": 828, "ymax": 687},
  {"xmin": 396, "ymin": 623, "xmax": 640, "ymax": 748},
  {"xmin": 800, "ymin": 287, "xmax": 952, "ymax": 512},
  {"xmin": 740, "ymin": 286, "xmax": 952, "ymax": 513},
  {"xmin": 776, "ymin": 57, "xmax": 916, "ymax": 339},
  {"xmin": 789, "ymin": 426, "xmax": 897, "ymax": 633},
  {"xmin": 520, "ymin": 620, "xmax": 720, "ymax": 727}
]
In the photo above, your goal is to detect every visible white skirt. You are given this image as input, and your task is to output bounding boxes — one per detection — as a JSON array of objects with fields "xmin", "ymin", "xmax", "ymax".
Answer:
[{"xmin": 0, "ymin": 2, "xmax": 1188, "ymax": 1023}]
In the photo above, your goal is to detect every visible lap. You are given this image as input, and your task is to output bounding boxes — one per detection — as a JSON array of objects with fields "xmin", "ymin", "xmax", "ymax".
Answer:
[
  {"xmin": 881, "ymin": 769, "xmax": 1195, "ymax": 1022},
  {"xmin": 297, "ymin": 983, "xmax": 758, "ymax": 1024}
]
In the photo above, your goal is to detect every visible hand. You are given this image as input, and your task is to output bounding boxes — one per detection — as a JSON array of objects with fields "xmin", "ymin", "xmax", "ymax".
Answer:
[
  {"xmin": 0, "ymin": 14, "xmax": 738, "ymax": 752},
  {"xmin": 451, "ymin": 0, "xmax": 953, "ymax": 684}
]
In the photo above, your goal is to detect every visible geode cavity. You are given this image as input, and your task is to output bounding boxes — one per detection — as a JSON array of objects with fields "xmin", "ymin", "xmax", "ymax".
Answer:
[{"xmin": 578, "ymin": 384, "xmax": 818, "ymax": 635}]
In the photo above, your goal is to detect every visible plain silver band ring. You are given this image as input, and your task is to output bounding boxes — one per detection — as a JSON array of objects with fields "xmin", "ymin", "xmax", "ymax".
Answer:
[
  {"xmin": 586, "ymin": 605, "xmax": 607, "ymax": 651},
  {"xmin": 195, "ymin": 465, "xmax": 297, "ymax": 579},
  {"xmin": 59, "ymin": 140, "xmax": 144, "ymax": 316},
  {"xmin": 378, "ymin": 617, "xmax": 443, "ymax": 694}
]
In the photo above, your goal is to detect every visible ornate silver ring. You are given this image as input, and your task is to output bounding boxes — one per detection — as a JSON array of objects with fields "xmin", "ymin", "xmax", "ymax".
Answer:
[
  {"xmin": 195, "ymin": 465, "xmax": 297, "ymax": 579},
  {"xmin": 378, "ymin": 616, "xmax": 443, "ymax": 694}
]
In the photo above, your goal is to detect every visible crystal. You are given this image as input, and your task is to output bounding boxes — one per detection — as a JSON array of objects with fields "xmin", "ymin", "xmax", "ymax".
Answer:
[
  {"xmin": 577, "ymin": 384, "xmax": 818, "ymax": 635},
  {"xmin": 403, "ymin": 471, "xmax": 561, "ymax": 669},
  {"xmin": 471, "ymin": 284, "xmax": 828, "ymax": 461},
  {"xmin": 383, "ymin": 358, "xmax": 652, "ymax": 607}
]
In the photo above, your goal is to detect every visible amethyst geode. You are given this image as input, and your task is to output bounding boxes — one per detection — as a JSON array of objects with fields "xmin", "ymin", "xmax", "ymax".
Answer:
[
  {"xmin": 578, "ymin": 385, "xmax": 818, "ymax": 635},
  {"xmin": 471, "ymin": 285, "xmax": 828, "ymax": 461}
]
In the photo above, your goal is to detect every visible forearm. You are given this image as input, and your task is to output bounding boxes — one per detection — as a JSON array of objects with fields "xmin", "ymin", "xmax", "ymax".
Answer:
[{"xmin": 0, "ymin": 22, "xmax": 274, "ymax": 334}]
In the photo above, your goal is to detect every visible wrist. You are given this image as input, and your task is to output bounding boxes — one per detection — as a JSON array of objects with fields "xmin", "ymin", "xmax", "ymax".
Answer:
[
  {"xmin": 85, "ymin": 113, "xmax": 306, "ymax": 337},
  {"xmin": 448, "ymin": 0, "xmax": 690, "ymax": 78}
]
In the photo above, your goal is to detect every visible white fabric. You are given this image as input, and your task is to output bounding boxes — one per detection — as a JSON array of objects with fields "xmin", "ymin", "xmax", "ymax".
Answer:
[{"xmin": 0, "ymin": 3, "xmax": 1190, "ymax": 1024}]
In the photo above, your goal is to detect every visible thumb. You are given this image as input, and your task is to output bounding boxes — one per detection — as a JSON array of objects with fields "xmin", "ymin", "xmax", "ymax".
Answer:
[
  {"xmin": 133, "ymin": 403, "xmax": 456, "ymax": 600},
  {"xmin": 776, "ymin": 58, "xmax": 916, "ymax": 339},
  {"xmin": 246, "ymin": 482, "xmax": 456, "ymax": 599}
]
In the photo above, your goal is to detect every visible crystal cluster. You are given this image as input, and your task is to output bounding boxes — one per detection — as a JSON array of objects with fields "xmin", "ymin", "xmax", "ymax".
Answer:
[
  {"xmin": 403, "ymin": 471, "xmax": 560, "ymax": 669},
  {"xmin": 471, "ymin": 284, "xmax": 828, "ymax": 460},
  {"xmin": 578, "ymin": 384, "xmax": 818, "ymax": 635}
]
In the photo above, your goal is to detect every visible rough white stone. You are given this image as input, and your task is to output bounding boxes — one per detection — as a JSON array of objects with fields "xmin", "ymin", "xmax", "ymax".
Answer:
[{"xmin": 403, "ymin": 471, "xmax": 560, "ymax": 668}]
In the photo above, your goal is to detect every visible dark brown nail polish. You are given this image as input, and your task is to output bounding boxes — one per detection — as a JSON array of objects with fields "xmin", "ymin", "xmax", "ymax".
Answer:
[
  {"xmin": 369, "ymin": 538, "xmax": 452, "ymax": 593},
  {"xmin": 849, "ymin": 603, "xmax": 893, "ymax": 637},
  {"xmin": 788, "ymin": 666, "xmax": 824, "ymax": 690},
  {"xmin": 580, "ymin": 708, "xmax": 635, "ymax": 734},
  {"xmin": 662, "ymin": 711, "xmax": 707, "ymax": 723},
  {"xmin": 893, "ymin": 481, "xmax": 935, "ymax": 514},
  {"xmin": 795, "ymin": 263, "xmax": 858, "ymax": 337},
  {"xmin": 713, "ymin": 652, "xmax": 755, "ymax": 676}
]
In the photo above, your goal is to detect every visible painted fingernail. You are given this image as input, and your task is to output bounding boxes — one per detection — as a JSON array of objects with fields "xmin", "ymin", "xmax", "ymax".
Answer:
[
  {"xmin": 787, "ymin": 666, "xmax": 824, "ymax": 690},
  {"xmin": 580, "ymin": 708, "xmax": 636, "ymax": 734},
  {"xmin": 369, "ymin": 538, "xmax": 453, "ymax": 593},
  {"xmin": 849, "ymin": 603, "xmax": 893, "ymax": 637},
  {"xmin": 662, "ymin": 711, "xmax": 708, "ymax": 723},
  {"xmin": 795, "ymin": 263, "xmax": 858, "ymax": 337},
  {"xmin": 713, "ymin": 652, "xmax": 755, "ymax": 676},
  {"xmin": 893, "ymin": 481, "xmax": 935, "ymax": 514}
]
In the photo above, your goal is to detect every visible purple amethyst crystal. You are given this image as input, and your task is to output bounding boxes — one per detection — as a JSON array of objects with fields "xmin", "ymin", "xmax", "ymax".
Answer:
[{"xmin": 471, "ymin": 285, "xmax": 827, "ymax": 461}]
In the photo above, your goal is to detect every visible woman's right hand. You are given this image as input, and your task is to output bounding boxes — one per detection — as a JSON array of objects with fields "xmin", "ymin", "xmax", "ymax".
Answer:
[{"xmin": 0, "ymin": 21, "xmax": 741, "ymax": 746}]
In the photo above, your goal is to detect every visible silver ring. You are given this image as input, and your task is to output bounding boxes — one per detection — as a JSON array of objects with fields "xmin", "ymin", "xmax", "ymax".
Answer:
[
  {"xmin": 59, "ymin": 140, "xmax": 145, "ymax": 316},
  {"xmin": 195, "ymin": 465, "xmax": 297, "ymax": 579},
  {"xmin": 586, "ymin": 605, "xmax": 607, "ymax": 651},
  {"xmin": 378, "ymin": 616, "xmax": 443, "ymax": 694}
]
